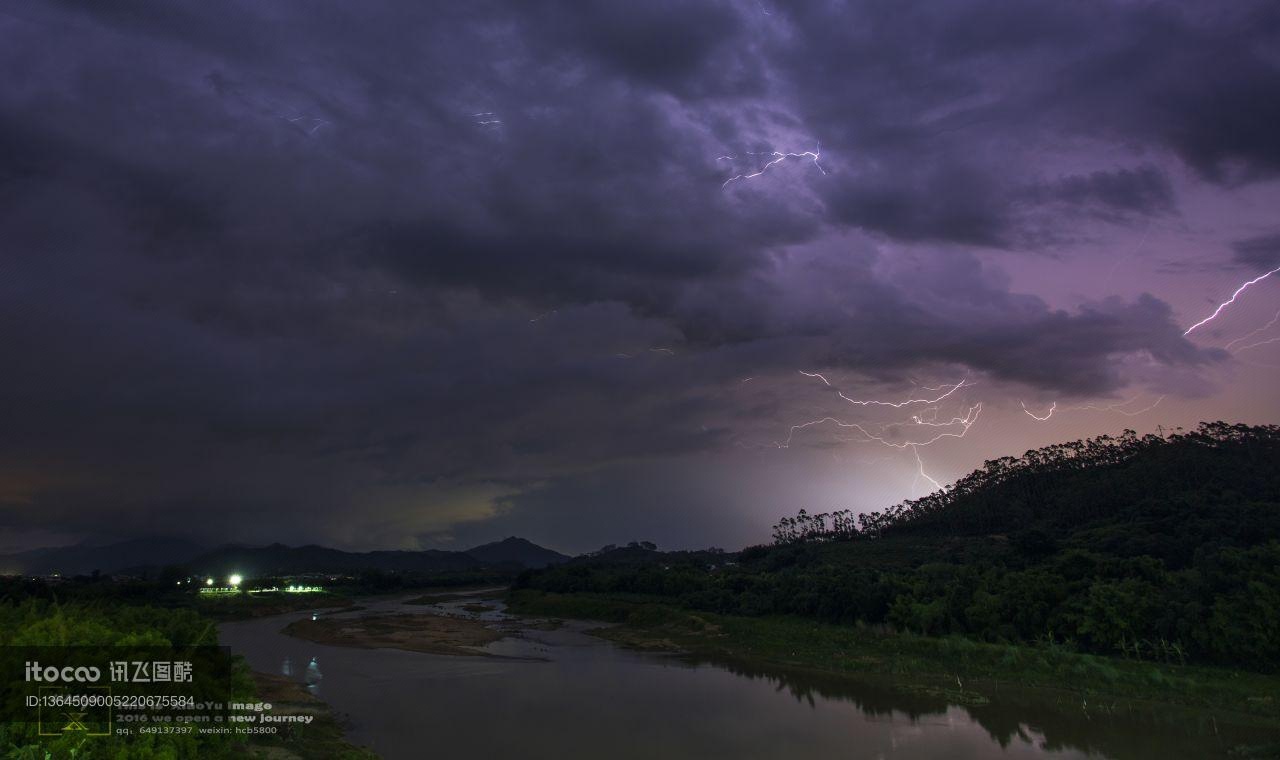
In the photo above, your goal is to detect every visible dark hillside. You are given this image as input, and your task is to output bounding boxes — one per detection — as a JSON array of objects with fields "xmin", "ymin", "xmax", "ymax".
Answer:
[
  {"xmin": 518, "ymin": 423, "xmax": 1280, "ymax": 671},
  {"xmin": 465, "ymin": 537, "xmax": 570, "ymax": 568}
]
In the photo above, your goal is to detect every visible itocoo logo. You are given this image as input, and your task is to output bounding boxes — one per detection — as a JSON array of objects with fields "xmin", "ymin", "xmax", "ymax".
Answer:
[{"xmin": 24, "ymin": 662, "xmax": 102, "ymax": 683}]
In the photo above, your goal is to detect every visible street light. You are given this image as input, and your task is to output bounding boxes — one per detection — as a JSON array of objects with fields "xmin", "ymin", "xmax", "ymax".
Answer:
[{"xmin": 229, "ymin": 574, "xmax": 243, "ymax": 587}]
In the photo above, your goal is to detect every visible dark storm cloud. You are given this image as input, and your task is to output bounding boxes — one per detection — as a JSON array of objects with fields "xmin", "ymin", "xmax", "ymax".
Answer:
[
  {"xmin": 667, "ymin": 249, "xmax": 1217, "ymax": 395},
  {"xmin": 525, "ymin": 0, "xmax": 756, "ymax": 96},
  {"xmin": 1031, "ymin": 166, "xmax": 1175, "ymax": 218},
  {"xmin": 775, "ymin": 0, "xmax": 1280, "ymax": 245},
  {"xmin": 825, "ymin": 162, "xmax": 1013, "ymax": 247},
  {"xmin": 1232, "ymin": 233, "xmax": 1280, "ymax": 271},
  {"xmin": 0, "ymin": 0, "xmax": 1264, "ymax": 547}
]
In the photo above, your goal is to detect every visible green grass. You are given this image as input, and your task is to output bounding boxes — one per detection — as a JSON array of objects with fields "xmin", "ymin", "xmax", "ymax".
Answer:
[{"xmin": 507, "ymin": 589, "xmax": 1280, "ymax": 727}]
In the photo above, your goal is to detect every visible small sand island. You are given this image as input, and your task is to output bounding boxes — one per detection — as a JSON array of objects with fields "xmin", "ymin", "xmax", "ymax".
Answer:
[{"xmin": 283, "ymin": 612, "xmax": 505, "ymax": 656}]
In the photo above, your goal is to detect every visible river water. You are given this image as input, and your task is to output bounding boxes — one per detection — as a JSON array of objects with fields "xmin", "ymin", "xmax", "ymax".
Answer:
[{"xmin": 218, "ymin": 591, "xmax": 1268, "ymax": 759}]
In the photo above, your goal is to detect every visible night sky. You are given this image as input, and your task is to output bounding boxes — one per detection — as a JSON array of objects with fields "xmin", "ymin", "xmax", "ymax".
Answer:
[{"xmin": 3, "ymin": 1, "xmax": 1279, "ymax": 555}]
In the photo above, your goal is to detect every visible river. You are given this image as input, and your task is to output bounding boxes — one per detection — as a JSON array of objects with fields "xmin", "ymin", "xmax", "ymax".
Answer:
[{"xmin": 219, "ymin": 590, "xmax": 1266, "ymax": 759}]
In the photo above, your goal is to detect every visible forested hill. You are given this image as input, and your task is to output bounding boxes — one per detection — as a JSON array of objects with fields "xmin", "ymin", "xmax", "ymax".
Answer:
[
  {"xmin": 772, "ymin": 421, "xmax": 1280, "ymax": 559},
  {"xmin": 517, "ymin": 422, "xmax": 1280, "ymax": 671}
]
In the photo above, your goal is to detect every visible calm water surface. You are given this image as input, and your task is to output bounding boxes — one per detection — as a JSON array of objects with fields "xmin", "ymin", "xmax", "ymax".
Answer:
[{"xmin": 219, "ymin": 592, "xmax": 1268, "ymax": 759}]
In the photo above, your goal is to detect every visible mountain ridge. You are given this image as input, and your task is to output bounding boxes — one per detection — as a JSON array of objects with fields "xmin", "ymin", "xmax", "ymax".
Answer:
[
  {"xmin": 0, "ymin": 536, "xmax": 571, "ymax": 576},
  {"xmin": 465, "ymin": 536, "xmax": 570, "ymax": 568}
]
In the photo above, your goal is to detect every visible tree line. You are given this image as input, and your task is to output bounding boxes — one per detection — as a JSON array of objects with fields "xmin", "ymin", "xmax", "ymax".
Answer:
[{"xmin": 519, "ymin": 422, "xmax": 1280, "ymax": 671}]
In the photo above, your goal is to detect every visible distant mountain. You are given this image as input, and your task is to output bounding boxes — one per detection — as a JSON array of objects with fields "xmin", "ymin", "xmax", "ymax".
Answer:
[
  {"xmin": 187, "ymin": 544, "xmax": 482, "ymax": 576},
  {"xmin": 0, "ymin": 535, "xmax": 572, "ymax": 577},
  {"xmin": 465, "ymin": 537, "xmax": 570, "ymax": 568},
  {"xmin": 0, "ymin": 537, "xmax": 206, "ymax": 576}
]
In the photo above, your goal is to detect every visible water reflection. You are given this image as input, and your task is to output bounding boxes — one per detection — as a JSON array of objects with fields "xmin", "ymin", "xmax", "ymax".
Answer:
[
  {"xmin": 220, "ymin": 595, "xmax": 1275, "ymax": 760},
  {"xmin": 305, "ymin": 655, "xmax": 323, "ymax": 695},
  {"xmin": 678, "ymin": 654, "xmax": 1273, "ymax": 759}
]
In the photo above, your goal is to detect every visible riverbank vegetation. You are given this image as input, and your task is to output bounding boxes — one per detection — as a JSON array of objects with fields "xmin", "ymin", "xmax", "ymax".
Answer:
[
  {"xmin": 511, "ymin": 423, "xmax": 1280, "ymax": 720},
  {"xmin": 508, "ymin": 590, "xmax": 1280, "ymax": 726},
  {"xmin": 0, "ymin": 600, "xmax": 372, "ymax": 758},
  {"xmin": 517, "ymin": 423, "xmax": 1279, "ymax": 671}
]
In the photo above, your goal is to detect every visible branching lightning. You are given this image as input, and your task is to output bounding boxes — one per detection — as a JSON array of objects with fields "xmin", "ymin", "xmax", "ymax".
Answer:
[
  {"xmin": 613, "ymin": 347, "xmax": 677, "ymax": 359},
  {"xmin": 910, "ymin": 445, "xmax": 942, "ymax": 495},
  {"xmin": 771, "ymin": 371, "xmax": 983, "ymax": 496},
  {"xmin": 1226, "ymin": 309, "xmax": 1280, "ymax": 351},
  {"xmin": 286, "ymin": 115, "xmax": 329, "ymax": 135},
  {"xmin": 777, "ymin": 362, "xmax": 1169, "ymax": 501},
  {"xmin": 720, "ymin": 145, "xmax": 827, "ymax": 188},
  {"xmin": 1183, "ymin": 266, "xmax": 1280, "ymax": 336},
  {"xmin": 1020, "ymin": 401, "xmax": 1056, "ymax": 421},
  {"xmin": 799, "ymin": 370, "xmax": 972, "ymax": 407},
  {"xmin": 799, "ymin": 370, "xmax": 831, "ymax": 386},
  {"xmin": 1233, "ymin": 335, "xmax": 1280, "ymax": 353},
  {"xmin": 1071, "ymin": 395, "xmax": 1165, "ymax": 416},
  {"xmin": 775, "ymin": 402, "xmax": 982, "ymax": 450}
]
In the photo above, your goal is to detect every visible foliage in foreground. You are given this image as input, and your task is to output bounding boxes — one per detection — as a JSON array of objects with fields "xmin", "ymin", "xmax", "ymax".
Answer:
[
  {"xmin": 0, "ymin": 601, "xmax": 371, "ymax": 759},
  {"xmin": 0, "ymin": 601, "xmax": 252, "ymax": 758}
]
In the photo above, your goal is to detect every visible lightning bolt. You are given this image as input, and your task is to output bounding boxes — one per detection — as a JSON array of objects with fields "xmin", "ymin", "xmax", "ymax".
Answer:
[
  {"xmin": 720, "ymin": 145, "xmax": 827, "ymax": 188},
  {"xmin": 829, "ymin": 376, "xmax": 972, "ymax": 408},
  {"xmin": 776, "ymin": 403, "xmax": 982, "ymax": 450},
  {"xmin": 910, "ymin": 444, "xmax": 942, "ymax": 495},
  {"xmin": 1233, "ymin": 335, "xmax": 1280, "ymax": 352},
  {"xmin": 910, "ymin": 406, "xmax": 978, "ymax": 428},
  {"xmin": 1183, "ymin": 266, "xmax": 1280, "ymax": 336},
  {"xmin": 613, "ymin": 347, "xmax": 676, "ymax": 359},
  {"xmin": 799, "ymin": 370, "xmax": 832, "ymax": 386},
  {"xmin": 1071, "ymin": 395, "xmax": 1165, "ymax": 416},
  {"xmin": 1020, "ymin": 401, "xmax": 1056, "ymax": 421},
  {"xmin": 1226, "ymin": 308, "xmax": 1280, "ymax": 351},
  {"xmin": 778, "ymin": 403, "xmax": 980, "ymax": 499},
  {"xmin": 287, "ymin": 115, "xmax": 329, "ymax": 135},
  {"xmin": 908, "ymin": 377, "xmax": 955, "ymax": 391},
  {"xmin": 771, "ymin": 371, "xmax": 982, "ymax": 498}
]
